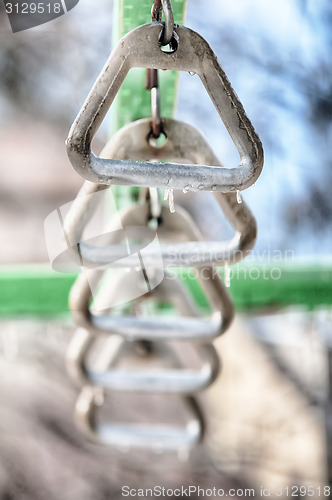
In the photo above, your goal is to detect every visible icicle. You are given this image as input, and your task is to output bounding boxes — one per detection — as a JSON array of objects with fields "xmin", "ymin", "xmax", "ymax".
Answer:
[
  {"xmin": 236, "ymin": 190, "xmax": 243, "ymax": 204},
  {"xmin": 224, "ymin": 261, "xmax": 231, "ymax": 288},
  {"xmin": 164, "ymin": 188, "xmax": 175, "ymax": 213}
]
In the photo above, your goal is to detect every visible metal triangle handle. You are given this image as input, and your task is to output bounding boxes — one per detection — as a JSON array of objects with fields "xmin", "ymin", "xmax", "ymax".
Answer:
[{"xmin": 67, "ymin": 23, "xmax": 263, "ymax": 192}]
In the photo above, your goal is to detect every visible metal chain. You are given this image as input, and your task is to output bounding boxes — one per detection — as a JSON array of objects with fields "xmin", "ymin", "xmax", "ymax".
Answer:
[
  {"xmin": 146, "ymin": 64, "xmax": 162, "ymax": 139},
  {"xmin": 64, "ymin": 2, "xmax": 264, "ymax": 452},
  {"xmin": 64, "ymin": 120, "xmax": 234, "ymax": 450},
  {"xmin": 152, "ymin": 0, "xmax": 174, "ymax": 46},
  {"xmin": 146, "ymin": 0, "xmax": 169, "ymax": 139}
]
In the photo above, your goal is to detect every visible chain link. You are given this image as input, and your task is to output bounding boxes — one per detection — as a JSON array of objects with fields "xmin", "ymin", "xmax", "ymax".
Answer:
[{"xmin": 152, "ymin": 0, "xmax": 174, "ymax": 46}]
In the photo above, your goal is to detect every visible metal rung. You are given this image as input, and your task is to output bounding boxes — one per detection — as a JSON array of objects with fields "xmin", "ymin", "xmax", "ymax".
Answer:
[
  {"xmin": 75, "ymin": 386, "xmax": 203, "ymax": 450},
  {"xmin": 64, "ymin": 119, "xmax": 257, "ymax": 270}
]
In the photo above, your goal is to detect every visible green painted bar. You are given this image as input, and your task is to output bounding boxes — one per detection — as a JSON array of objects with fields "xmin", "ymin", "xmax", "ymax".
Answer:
[
  {"xmin": 0, "ymin": 263, "xmax": 331, "ymax": 317},
  {"xmin": 0, "ymin": 266, "xmax": 76, "ymax": 317}
]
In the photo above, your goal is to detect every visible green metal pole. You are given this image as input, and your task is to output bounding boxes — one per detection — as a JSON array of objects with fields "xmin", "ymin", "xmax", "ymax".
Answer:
[
  {"xmin": 111, "ymin": 0, "xmax": 187, "ymax": 132},
  {"xmin": 1, "ymin": 263, "xmax": 331, "ymax": 317}
]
